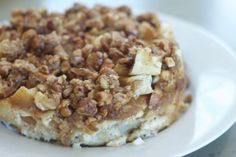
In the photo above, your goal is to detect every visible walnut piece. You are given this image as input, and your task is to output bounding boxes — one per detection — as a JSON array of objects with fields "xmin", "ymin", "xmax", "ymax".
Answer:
[
  {"xmin": 138, "ymin": 22, "xmax": 158, "ymax": 40},
  {"xmin": 34, "ymin": 91, "xmax": 58, "ymax": 111},
  {"xmin": 164, "ymin": 57, "xmax": 175, "ymax": 68},
  {"xmin": 60, "ymin": 106, "xmax": 72, "ymax": 117},
  {"xmin": 0, "ymin": 39, "xmax": 24, "ymax": 61},
  {"xmin": 95, "ymin": 91, "xmax": 112, "ymax": 106}
]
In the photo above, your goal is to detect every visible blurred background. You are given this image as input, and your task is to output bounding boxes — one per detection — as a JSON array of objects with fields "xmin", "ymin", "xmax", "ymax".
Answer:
[{"xmin": 0, "ymin": 0, "xmax": 235, "ymax": 156}]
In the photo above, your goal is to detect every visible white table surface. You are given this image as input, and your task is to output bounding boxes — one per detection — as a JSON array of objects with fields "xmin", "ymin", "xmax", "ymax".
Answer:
[{"xmin": 0, "ymin": 0, "xmax": 235, "ymax": 156}]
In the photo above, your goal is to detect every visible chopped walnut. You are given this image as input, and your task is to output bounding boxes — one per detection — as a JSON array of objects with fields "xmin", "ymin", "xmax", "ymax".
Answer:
[
  {"xmin": 138, "ymin": 22, "xmax": 158, "ymax": 40},
  {"xmin": 13, "ymin": 59, "xmax": 37, "ymax": 73},
  {"xmin": 153, "ymin": 39, "xmax": 173, "ymax": 55},
  {"xmin": 100, "ymin": 58, "xmax": 115, "ymax": 69},
  {"xmin": 0, "ymin": 60, "xmax": 11, "ymax": 77},
  {"xmin": 113, "ymin": 93, "xmax": 129, "ymax": 105},
  {"xmin": 160, "ymin": 70, "xmax": 171, "ymax": 81},
  {"xmin": 164, "ymin": 57, "xmax": 175, "ymax": 68},
  {"xmin": 114, "ymin": 63, "xmax": 130, "ymax": 76},
  {"xmin": 70, "ymin": 49, "xmax": 84, "ymax": 67},
  {"xmin": 60, "ymin": 106, "xmax": 72, "ymax": 117},
  {"xmin": 108, "ymin": 47, "xmax": 124, "ymax": 61},
  {"xmin": 34, "ymin": 91, "xmax": 58, "ymax": 111},
  {"xmin": 98, "ymin": 106, "xmax": 108, "ymax": 118},
  {"xmin": 97, "ymin": 74, "xmax": 119, "ymax": 89},
  {"xmin": 54, "ymin": 45, "xmax": 69, "ymax": 60},
  {"xmin": 95, "ymin": 91, "xmax": 112, "ymax": 106},
  {"xmin": 97, "ymin": 75, "xmax": 110, "ymax": 89},
  {"xmin": 46, "ymin": 55, "xmax": 61, "ymax": 73},
  {"xmin": 184, "ymin": 95, "xmax": 192, "ymax": 104},
  {"xmin": 71, "ymin": 68, "xmax": 98, "ymax": 80},
  {"xmin": 61, "ymin": 61, "xmax": 71, "ymax": 73},
  {"xmin": 0, "ymin": 70, "xmax": 26, "ymax": 99},
  {"xmin": 86, "ymin": 51, "xmax": 104, "ymax": 70},
  {"xmin": 76, "ymin": 98, "xmax": 97, "ymax": 116},
  {"xmin": 22, "ymin": 29, "xmax": 37, "ymax": 46},
  {"xmin": 0, "ymin": 39, "xmax": 24, "ymax": 61},
  {"xmin": 62, "ymin": 85, "xmax": 73, "ymax": 98},
  {"xmin": 30, "ymin": 35, "xmax": 45, "ymax": 56},
  {"xmin": 137, "ymin": 12, "xmax": 161, "ymax": 29}
]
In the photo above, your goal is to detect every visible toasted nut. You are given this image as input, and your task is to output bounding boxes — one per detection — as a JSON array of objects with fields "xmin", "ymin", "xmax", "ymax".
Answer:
[
  {"xmin": 97, "ymin": 73, "xmax": 119, "ymax": 90},
  {"xmin": 164, "ymin": 57, "xmax": 175, "ymax": 68},
  {"xmin": 139, "ymin": 22, "xmax": 158, "ymax": 40},
  {"xmin": 184, "ymin": 95, "xmax": 192, "ymax": 104},
  {"xmin": 0, "ymin": 39, "xmax": 24, "ymax": 60},
  {"xmin": 63, "ymin": 85, "xmax": 73, "ymax": 98},
  {"xmin": 87, "ymin": 122, "xmax": 98, "ymax": 132},
  {"xmin": 98, "ymin": 75, "xmax": 109, "ymax": 89},
  {"xmin": 113, "ymin": 93, "xmax": 129, "ymax": 105},
  {"xmin": 76, "ymin": 98, "xmax": 98, "ymax": 116},
  {"xmin": 34, "ymin": 91, "xmax": 58, "ymax": 111},
  {"xmin": 160, "ymin": 70, "xmax": 171, "ymax": 81},
  {"xmin": 100, "ymin": 58, "xmax": 115, "ymax": 69},
  {"xmin": 98, "ymin": 106, "xmax": 108, "ymax": 118},
  {"xmin": 60, "ymin": 106, "xmax": 72, "ymax": 117},
  {"xmin": 0, "ymin": 60, "xmax": 11, "ymax": 77},
  {"xmin": 86, "ymin": 51, "xmax": 104, "ymax": 70},
  {"xmin": 85, "ymin": 117, "xmax": 97, "ymax": 124},
  {"xmin": 114, "ymin": 63, "xmax": 130, "ymax": 76},
  {"xmin": 95, "ymin": 91, "xmax": 112, "ymax": 106},
  {"xmin": 59, "ymin": 99, "xmax": 70, "ymax": 108},
  {"xmin": 114, "ymin": 103, "xmax": 122, "ymax": 111}
]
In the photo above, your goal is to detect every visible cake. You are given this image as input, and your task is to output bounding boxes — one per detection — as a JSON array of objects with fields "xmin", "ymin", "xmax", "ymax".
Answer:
[{"xmin": 0, "ymin": 3, "xmax": 190, "ymax": 147}]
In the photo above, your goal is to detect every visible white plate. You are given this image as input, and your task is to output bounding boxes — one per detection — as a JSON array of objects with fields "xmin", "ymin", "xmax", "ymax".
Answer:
[{"xmin": 1, "ymin": 2, "xmax": 236, "ymax": 157}]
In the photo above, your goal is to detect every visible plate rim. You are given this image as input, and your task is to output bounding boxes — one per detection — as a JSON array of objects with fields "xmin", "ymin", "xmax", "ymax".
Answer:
[
  {"xmin": 159, "ymin": 13, "xmax": 236, "ymax": 157},
  {"xmin": 0, "ymin": 10, "xmax": 236, "ymax": 157}
]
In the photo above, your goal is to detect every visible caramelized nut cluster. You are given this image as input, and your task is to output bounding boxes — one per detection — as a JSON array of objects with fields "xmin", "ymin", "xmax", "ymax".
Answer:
[{"xmin": 0, "ymin": 4, "xmax": 186, "ymax": 129}]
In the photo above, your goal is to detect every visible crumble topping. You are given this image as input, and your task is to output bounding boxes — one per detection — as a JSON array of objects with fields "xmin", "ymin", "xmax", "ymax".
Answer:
[{"xmin": 0, "ymin": 3, "xmax": 188, "ymax": 145}]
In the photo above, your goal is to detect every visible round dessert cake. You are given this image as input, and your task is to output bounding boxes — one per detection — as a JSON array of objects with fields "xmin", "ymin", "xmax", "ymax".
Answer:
[{"xmin": 0, "ymin": 4, "xmax": 190, "ymax": 147}]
